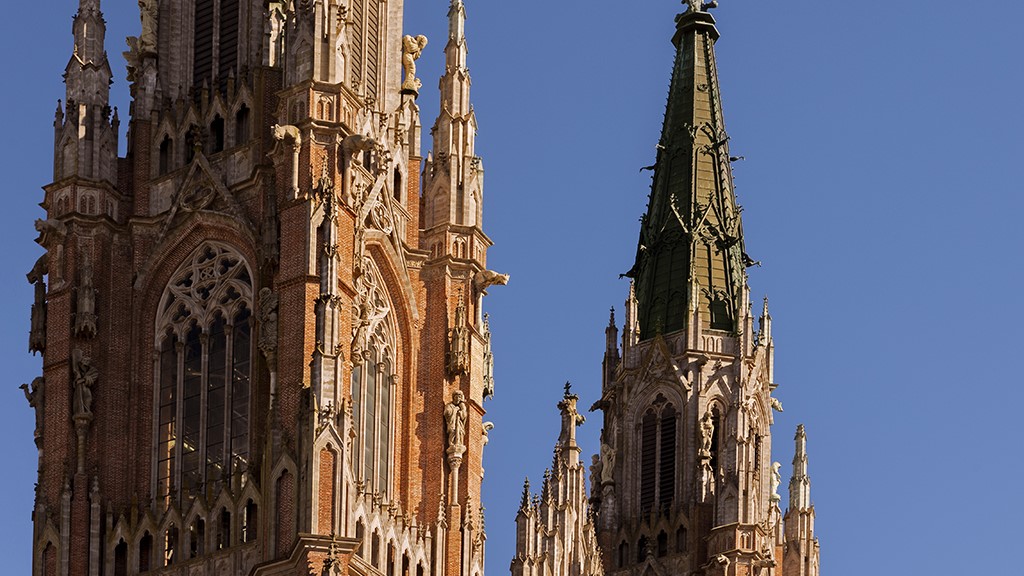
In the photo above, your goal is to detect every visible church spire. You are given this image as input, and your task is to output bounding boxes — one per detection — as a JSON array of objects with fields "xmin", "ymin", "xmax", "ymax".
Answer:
[
  {"xmin": 65, "ymin": 0, "xmax": 111, "ymax": 107},
  {"xmin": 789, "ymin": 424, "xmax": 812, "ymax": 509},
  {"xmin": 422, "ymin": 0, "xmax": 488, "ymax": 253},
  {"xmin": 628, "ymin": 5, "xmax": 748, "ymax": 340}
]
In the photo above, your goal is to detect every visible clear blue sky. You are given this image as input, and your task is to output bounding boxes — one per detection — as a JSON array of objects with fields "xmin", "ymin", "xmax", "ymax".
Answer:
[{"xmin": 2, "ymin": 1, "xmax": 1022, "ymax": 574}]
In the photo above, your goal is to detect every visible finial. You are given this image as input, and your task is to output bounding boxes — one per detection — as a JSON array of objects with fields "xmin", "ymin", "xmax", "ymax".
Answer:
[
  {"xmin": 520, "ymin": 477, "xmax": 530, "ymax": 508},
  {"xmin": 563, "ymin": 381, "xmax": 572, "ymax": 398},
  {"xmin": 608, "ymin": 307, "xmax": 616, "ymax": 327}
]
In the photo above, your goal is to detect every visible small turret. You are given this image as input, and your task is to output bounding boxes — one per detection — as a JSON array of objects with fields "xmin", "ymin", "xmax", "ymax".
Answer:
[{"xmin": 783, "ymin": 425, "xmax": 820, "ymax": 576}]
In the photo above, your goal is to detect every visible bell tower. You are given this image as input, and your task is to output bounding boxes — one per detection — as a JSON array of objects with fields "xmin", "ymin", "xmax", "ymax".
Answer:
[{"xmin": 26, "ymin": 1, "xmax": 504, "ymax": 575}]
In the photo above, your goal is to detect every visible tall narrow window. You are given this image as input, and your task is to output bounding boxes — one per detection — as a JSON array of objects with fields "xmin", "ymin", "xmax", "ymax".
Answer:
[
  {"xmin": 159, "ymin": 136, "xmax": 172, "ymax": 174},
  {"xmin": 156, "ymin": 243, "xmax": 253, "ymax": 505},
  {"xmin": 350, "ymin": 258, "xmax": 395, "ymax": 496},
  {"xmin": 242, "ymin": 499, "xmax": 258, "ymax": 543},
  {"xmin": 193, "ymin": 0, "xmax": 214, "ymax": 88},
  {"xmin": 210, "ymin": 115, "xmax": 225, "ymax": 153},
  {"xmin": 235, "ymin": 105, "xmax": 250, "ymax": 144},
  {"xmin": 218, "ymin": 0, "xmax": 239, "ymax": 88},
  {"xmin": 139, "ymin": 532, "xmax": 153, "ymax": 572},
  {"xmin": 638, "ymin": 395, "xmax": 677, "ymax": 516}
]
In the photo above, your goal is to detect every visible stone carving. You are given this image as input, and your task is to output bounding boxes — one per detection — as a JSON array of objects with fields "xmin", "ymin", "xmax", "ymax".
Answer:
[
  {"xmin": 123, "ymin": 37, "xmax": 143, "ymax": 83},
  {"xmin": 138, "ymin": 0, "xmax": 159, "ymax": 53},
  {"xmin": 589, "ymin": 454, "xmax": 603, "ymax": 495},
  {"xmin": 400, "ymin": 35, "xmax": 429, "ymax": 94},
  {"xmin": 700, "ymin": 410, "xmax": 715, "ymax": 457},
  {"xmin": 481, "ymin": 314, "xmax": 494, "ymax": 399},
  {"xmin": 261, "ymin": 190, "xmax": 280, "ymax": 266},
  {"xmin": 20, "ymin": 377, "xmax": 44, "ymax": 442},
  {"xmin": 770, "ymin": 461, "xmax": 782, "ymax": 502},
  {"xmin": 444, "ymin": 390, "xmax": 468, "ymax": 453},
  {"xmin": 350, "ymin": 257, "xmax": 391, "ymax": 363},
  {"xmin": 27, "ymin": 255, "xmax": 48, "ymax": 355},
  {"xmin": 272, "ymin": 124, "xmax": 302, "ymax": 198},
  {"xmin": 473, "ymin": 270, "xmax": 510, "ymax": 293},
  {"xmin": 74, "ymin": 254, "xmax": 98, "ymax": 338},
  {"xmin": 482, "ymin": 421, "xmax": 494, "ymax": 446},
  {"xmin": 257, "ymin": 288, "xmax": 279, "ymax": 361},
  {"xmin": 447, "ymin": 298, "xmax": 469, "ymax": 375},
  {"xmin": 34, "ymin": 218, "xmax": 66, "ymax": 288},
  {"xmin": 599, "ymin": 441, "xmax": 616, "ymax": 484},
  {"xmin": 770, "ymin": 397, "xmax": 784, "ymax": 412},
  {"xmin": 71, "ymin": 348, "xmax": 97, "ymax": 419}
]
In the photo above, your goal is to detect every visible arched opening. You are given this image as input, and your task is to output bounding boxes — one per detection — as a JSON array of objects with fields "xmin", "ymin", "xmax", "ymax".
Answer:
[
  {"xmin": 656, "ymin": 531, "xmax": 668, "ymax": 558},
  {"xmin": 617, "ymin": 541, "xmax": 628, "ymax": 568},
  {"xmin": 113, "ymin": 539, "xmax": 127, "ymax": 576},
  {"xmin": 675, "ymin": 525, "xmax": 687, "ymax": 553},
  {"xmin": 188, "ymin": 518, "xmax": 205, "ymax": 558},
  {"xmin": 640, "ymin": 395, "xmax": 678, "ymax": 516},
  {"xmin": 139, "ymin": 531, "xmax": 153, "ymax": 572},
  {"xmin": 218, "ymin": 507, "xmax": 231, "ymax": 550},
  {"xmin": 355, "ymin": 521, "xmax": 365, "ymax": 558},
  {"xmin": 210, "ymin": 115, "xmax": 225, "ymax": 153},
  {"xmin": 159, "ymin": 136, "xmax": 172, "ymax": 174},
  {"xmin": 235, "ymin": 105, "xmax": 250, "ymax": 144},
  {"xmin": 393, "ymin": 168, "xmax": 403, "ymax": 202},
  {"xmin": 371, "ymin": 532, "xmax": 381, "ymax": 567},
  {"xmin": 164, "ymin": 525, "xmax": 179, "ymax": 566},
  {"xmin": 242, "ymin": 499, "xmax": 258, "ymax": 543},
  {"xmin": 387, "ymin": 542, "xmax": 396, "ymax": 576},
  {"xmin": 636, "ymin": 535, "xmax": 649, "ymax": 563}
]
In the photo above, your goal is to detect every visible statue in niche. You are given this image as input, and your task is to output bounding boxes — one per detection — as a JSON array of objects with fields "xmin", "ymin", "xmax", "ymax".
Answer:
[
  {"xmin": 27, "ymin": 254, "xmax": 48, "ymax": 355},
  {"xmin": 444, "ymin": 390, "xmax": 468, "ymax": 451},
  {"xmin": 600, "ymin": 441, "xmax": 616, "ymax": 484},
  {"xmin": 138, "ymin": 0, "xmax": 159, "ymax": 53},
  {"xmin": 770, "ymin": 461, "xmax": 782, "ymax": 502},
  {"xmin": 400, "ymin": 35, "xmax": 428, "ymax": 94},
  {"xmin": 71, "ymin": 349, "xmax": 98, "ymax": 419},
  {"xmin": 74, "ymin": 254, "xmax": 98, "ymax": 338},
  {"xmin": 257, "ymin": 288, "xmax": 279, "ymax": 360},
  {"xmin": 447, "ymin": 299, "xmax": 469, "ymax": 375},
  {"xmin": 20, "ymin": 377, "xmax": 44, "ymax": 442},
  {"xmin": 700, "ymin": 410, "xmax": 715, "ymax": 457}
]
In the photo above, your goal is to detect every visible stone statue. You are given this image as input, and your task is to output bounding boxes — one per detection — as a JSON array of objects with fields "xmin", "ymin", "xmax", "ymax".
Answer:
[
  {"xmin": 400, "ymin": 35, "xmax": 428, "ymax": 93},
  {"xmin": 71, "ymin": 349, "xmax": 98, "ymax": 419},
  {"xmin": 139, "ymin": 0, "xmax": 159, "ymax": 53},
  {"xmin": 27, "ymin": 254, "xmax": 48, "ymax": 355},
  {"xmin": 600, "ymin": 441, "xmax": 616, "ymax": 484},
  {"xmin": 34, "ymin": 218, "xmax": 65, "ymax": 288},
  {"xmin": 447, "ymin": 300, "xmax": 469, "ymax": 375},
  {"xmin": 770, "ymin": 461, "xmax": 782, "ymax": 501},
  {"xmin": 473, "ymin": 270, "xmax": 510, "ymax": 293},
  {"xmin": 770, "ymin": 397, "xmax": 784, "ymax": 412},
  {"xmin": 686, "ymin": 0, "xmax": 702, "ymax": 12},
  {"xmin": 257, "ymin": 288, "xmax": 279, "ymax": 359},
  {"xmin": 74, "ymin": 254, "xmax": 98, "ymax": 338},
  {"xmin": 589, "ymin": 454, "xmax": 603, "ymax": 494},
  {"xmin": 271, "ymin": 124, "xmax": 301, "ymax": 147},
  {"xmin": 700, "ymin": 410, "xmax": 715, "ymax": 457},
  {"xmin": 444, "ymin": 390, "xmax": 468, "ymax": 451},
  {"xmin": 20, "ymin": 377, "xmax": 44, "ymax": 441}
]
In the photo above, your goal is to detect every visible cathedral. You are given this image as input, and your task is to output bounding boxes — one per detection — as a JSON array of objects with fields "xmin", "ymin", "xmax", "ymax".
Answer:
[{"xmin": 23, "ymin": 2, "xmax": 819, "ymax": 576}]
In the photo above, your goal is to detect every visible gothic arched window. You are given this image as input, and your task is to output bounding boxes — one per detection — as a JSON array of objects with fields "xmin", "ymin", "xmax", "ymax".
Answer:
[
  {"xmin": 639, "ymin": 394, "xmax": 678, "ymax": 516},
  {"xmin": 350, "ymin": 257, "xmax": 396, "ymax": 496},
  {"xmin": 155, "ymin": 243, "xmax": 253, "ymax": 504}
]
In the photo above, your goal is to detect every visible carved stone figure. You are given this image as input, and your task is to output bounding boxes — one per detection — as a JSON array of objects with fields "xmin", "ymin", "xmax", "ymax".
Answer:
[
  {"xmin": 473, "ymin": 269, "xmax": 510, "ymax": 293},
  {"xmin": 770, "ymin": 461, "xmax": 782, "ymax": 502},
  {"xmin": 444, "ymin": 390, "xmax": 468, "ymax": 451},
  {"xmin": 447, "ymin": 300, "xmax": 469, "ymax": 375},
  {"xmin": 600, "ymin": 441, "xmax": 616, "ymax": 484},
  {"xmin": 257, "ymin": 288, "xmax": 279, "ymax": 359},
  {"xmin": 20, "ymin": 377, "xmax": 44, "ymax": 441},
  {"xmin": 271, "ymin": 123, "xmax": 301, "ymax": 146},
  {"xmin": 400, "ymin": 35, "xmax": 429, "ymax": 93},
  {"xmin": 700, "ymin": 410, "xmax": 715, "ymax": 457},
  {"xmin": 139, "ymin": 0, "xmax": 159, "ymax": 53},
  {"xmin": 74, "ymin": 254, "xmax": 98, "ymax": 338},
  {"xmin": 481, "ymin": 315, "xmax": 494, "ymax": 399},
  {"xmin": 34, "ymin": 218, "xmax": 66, "ymax": 288},
  {"xmin": 71, "ymin": 348, "xmax": 98, "ymax": 419},
  {"xmin": 589, "ymin": 454, "xmax": 603, "ymax": 494},
  {"xmin": 27, "ymin": 254, "xmax": 48, "ymax": 355},
  {"xmin": 770, "ymin": 397, "xmax": 784, "ymax": 412}
]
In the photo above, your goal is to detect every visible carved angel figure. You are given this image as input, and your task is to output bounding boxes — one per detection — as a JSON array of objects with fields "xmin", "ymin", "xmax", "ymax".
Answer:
[
  {"xmin": 444, "ymin": 390, "xmax": 468, "ymax": 451},
  {"xmin": 400, "ymin": 35, "xmax": 428, "ymax": 93}
]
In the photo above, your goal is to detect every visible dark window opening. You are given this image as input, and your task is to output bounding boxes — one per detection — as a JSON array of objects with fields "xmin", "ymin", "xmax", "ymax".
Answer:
[
  {"xmin": 189, "ymin": 518, "xmax": 205, "ymax": 558},
  {"xmin": 185, "ymin": 126, "xmax": 200, "ymax": 164},
  {"xmin": 159, "ymin": 136, "xmax": 172, "ymax": 174},
  {"xmin": 676, "ymin": 526, "xmax": 687, "ymax": 553},
  {"xmin": 355, "ymin": 522, "xmax": 365, "ymax": 558},
  {"xmin": 393, "ymin": 169, "xmax": 403, "ymax": 202},
  {"xmin": 656, "ymin": 531, "xmax": 668, "ymax": 558},
  {"xmin": 371, "ymin": 532, "xmax": 380, "ymax": 567},
  {"xmin": 193, "ymin": 0, "xmax": 214, "ymax": 89},
  {"xmin": 242, "ymin": 499, "xmax": 258, "ymax": 543},
  {"xmin": 710, "ymin": 298, "xmax": 733, "ymax": 331},
  {"xmin": 164, "ymin": 525, "xmax": 178, "ymax": 566},
  {"xmin": 387, "ymin": 543, "xmax": 395, "ymax": 576},
  {"xmin": 640, "ymin": 410, "xmax": 657, "ymax": 515},
  {"xmin": 617, "ymin": 541, "xmax": 629, "ymax": 568},
  {"xmin": 218, "ymin": 508, "xmax": 231, "ymax": 550},
  {"xmin": 235, "ymin": 105, "xmax": 250, "ymax": 144},
  {"xmin": 114, "ymin": 540, "xmax": 127, "ymax": 576},
  {"xmin": 710, "ymin": 409, "xmax": 721, "ymax": 474},
  {"xmin": 210, "ymin": 115, "xmax": 225, "ymax": 153},
  {"xmin": 659, "ymin": 405, "xmax": 677, "ymax": 513},
  {"xmin": 637, "ymin": 536, "xmax": 649, "ymax": 563},
  {"xmin": 139, "ymin": 532, "xmax": 153, "ymax": 572}
]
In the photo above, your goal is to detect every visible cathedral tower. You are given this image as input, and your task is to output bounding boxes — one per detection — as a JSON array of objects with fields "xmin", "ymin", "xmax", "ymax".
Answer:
[
  {"xmin": 512, "ymin": 4, "xmax": 821, "ymax": 576},
  {"xmin": 25, "ymin": 1, "xmax": 502, "ymax": 575}
]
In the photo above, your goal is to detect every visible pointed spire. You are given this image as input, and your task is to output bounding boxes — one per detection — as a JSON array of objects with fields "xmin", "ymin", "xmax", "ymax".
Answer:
[
  {"xmin": 65, "ymin": 0, "xmax": 111, "ymax": 106},
  {"xmin": 789, "ymin": 424, "xmax": 811, "ymax": 510},
  {"xmin": 519, "ymin": 477, "xmax": 531, "ymax": 510},
  {"xmin": 628, "ymin": 8, "xmax": 747, "ymax": 340}
]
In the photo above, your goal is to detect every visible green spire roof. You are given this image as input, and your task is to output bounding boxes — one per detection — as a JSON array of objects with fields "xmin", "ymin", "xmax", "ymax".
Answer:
[{"xmin": 628, "ymin": 9, "xmax": 749, "ymax": 340}]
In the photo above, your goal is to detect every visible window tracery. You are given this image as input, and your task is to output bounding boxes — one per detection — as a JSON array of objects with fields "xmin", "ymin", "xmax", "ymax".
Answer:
[
  {"xmin": 639, "ymin": 394, "xmax": 678, "ymax": 516},
  {"xmin": 155, "ymin": 243, "xmax": 253, "ymax": 504},
  {"xmin": 351, "ymin": 256, "xmax": 396, "ymax": 495}
]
